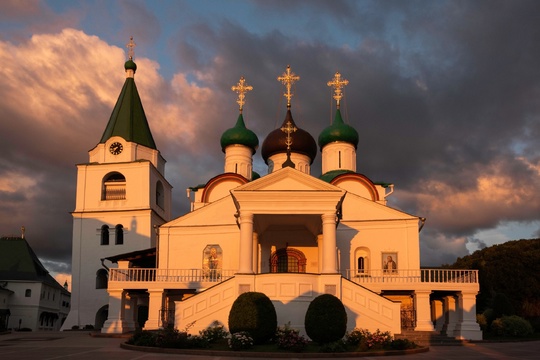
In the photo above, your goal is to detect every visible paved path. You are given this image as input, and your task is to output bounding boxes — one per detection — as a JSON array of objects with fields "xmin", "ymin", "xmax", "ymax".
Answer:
[{"xmin": 0, "ymin": 331, "xmax": 538, "ymax": 359}]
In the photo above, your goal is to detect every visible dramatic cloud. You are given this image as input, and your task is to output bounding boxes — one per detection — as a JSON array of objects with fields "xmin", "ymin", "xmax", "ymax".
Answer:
[{"xmin": 1, "ymin": 0, "xmax": 539, "ymax": 275}]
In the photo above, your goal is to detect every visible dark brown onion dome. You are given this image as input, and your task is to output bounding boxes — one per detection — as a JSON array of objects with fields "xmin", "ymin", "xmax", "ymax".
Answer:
[{"xmin": 261, "ymin": 109, "xmax": 317, "ymax": 164}]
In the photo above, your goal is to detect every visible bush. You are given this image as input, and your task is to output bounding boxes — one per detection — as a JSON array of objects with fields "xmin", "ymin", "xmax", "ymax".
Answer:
[
  {"xmin": 304, "ymin": 294, "xmax": 347, "ymax": 344},
  {"xmin": 128, "ymin": 330, "xmax": 157, "ymax": 347},
  {"xmin": 344, "ymin": 328, "xmax": 366, "ymax": 346},
  {"xmin": 319, "ymin": 340, "xmax": 347, "ymax": 352},
  {"xmin": 275, "ymin": 323, "xmax": 309, "ymax": 352},
  {"xmin": 388, "ymin": 338, "xmax": 417, "ymax": 350},
  {"xmin": 228, "ymin": 292, "xmax": 277, "ymax": 344},
  {"xmin": 356, "ymin": 329, "xmax": 392, "ymax": 351},
  {"xmin": 228, "ymin": 331, "xmax": 254, "ymax": 351},
  {"xmin": 491, "ymin": 315, "xmax": 533, "ymax": 337},
  {"xmin": 476, "ymin": 313, "xmax": 488, "ymax": 331},
  {"xmin": 71, "ymin": 325, "xmax": 79, "ymax": 330},
  {"xmin": 83, "ymin": 324, "xmax": 94, "ymax": 330},
  {"xmin": 492, "ymin": 293, "xmax": 515, "ymax": 318},
  {"xmin": 199, "ymin": 321, "xmax": 229, "ymax": 343}
]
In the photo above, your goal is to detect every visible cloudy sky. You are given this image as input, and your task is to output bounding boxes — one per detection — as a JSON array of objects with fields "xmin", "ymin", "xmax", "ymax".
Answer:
[{"xmin": 1, "ymin": 0, "xmax": 540, "ymax": 286}]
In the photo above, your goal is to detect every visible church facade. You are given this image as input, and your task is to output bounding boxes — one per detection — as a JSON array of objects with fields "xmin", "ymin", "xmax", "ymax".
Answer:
[{"xmin": 63, "ymin": 46, "xmax": 481, "ymax": 340}]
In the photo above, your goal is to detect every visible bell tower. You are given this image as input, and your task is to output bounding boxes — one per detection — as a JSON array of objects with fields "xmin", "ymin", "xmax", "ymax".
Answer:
[{"xmin": 61, "ymin": 38, "xmax": 172, "ymax": 330}]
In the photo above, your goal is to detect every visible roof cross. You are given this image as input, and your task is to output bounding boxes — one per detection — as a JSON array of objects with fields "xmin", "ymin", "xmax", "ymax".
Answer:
[
  {"xmin": 327, "ymin": 72, "xmax": 349, "ymax": 108},
  {"xmin": 280, "ymin": 119, "xmax": 297, "ymax": 151},
  {"xmin": 231, "ymin": 77, "xmax": 253, "ymax": 113},
  {"xmin": 277, "ymin": 65, "xmax": 300, "ymax": 108},
  {"xmin": 126, "ymin": 36, "xmax": 136, "ymax": 60}
]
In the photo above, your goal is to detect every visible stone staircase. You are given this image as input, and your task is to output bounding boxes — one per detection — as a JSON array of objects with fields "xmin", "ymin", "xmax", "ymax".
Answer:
[{"xmin": 395, "ymin": 330, "xmax": 470, "ymax": 346}]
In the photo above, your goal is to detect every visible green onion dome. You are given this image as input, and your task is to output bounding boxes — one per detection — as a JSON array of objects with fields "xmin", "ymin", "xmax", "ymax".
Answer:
[
  {"xmin": 318, "ymin": 109, "xmax": 359, "ymax": 150},
  {"xmin": 220, "ymin": 113, "xmax": 259, "ymax": 154},
  {"xmin": 261, "ymin": 110, "xmax": 317, "ymax": 165},
  {"xmin": 124, "ymin": 59, "xmax": 137, "ymax": 72}
]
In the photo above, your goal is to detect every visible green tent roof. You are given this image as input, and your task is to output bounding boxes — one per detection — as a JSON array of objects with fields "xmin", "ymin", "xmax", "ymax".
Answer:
[
  {"xmin": 99, "ymin": 61, "xmax": 156, "ymax": 149},
  {"xmin": 0, "ymin": 237, "xmax": 67, "ymax": 292}
]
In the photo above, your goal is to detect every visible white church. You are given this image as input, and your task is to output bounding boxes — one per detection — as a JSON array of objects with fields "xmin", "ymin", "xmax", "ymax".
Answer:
[{"xmin": 61, "ymin": 43, "xmax": 482, "ymax": 341}]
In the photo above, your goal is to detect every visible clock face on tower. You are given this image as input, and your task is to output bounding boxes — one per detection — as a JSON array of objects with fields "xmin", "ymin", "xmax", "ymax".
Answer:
[{"xmin": 109, "ymin": 142, "xmax": 123, "ymax": 155}]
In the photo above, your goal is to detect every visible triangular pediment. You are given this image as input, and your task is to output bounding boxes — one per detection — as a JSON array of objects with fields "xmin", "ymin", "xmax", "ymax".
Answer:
[
  {"xmin": 162, "ymin": 196, "xmax": 238, "ymax": 228},
  {"xmin": 236, "ymin": 167, "xmax": 341, "ymax": 192},
  {"xmin": 341, "ymin": 191, "xmax": 419, "ymax": 221}
]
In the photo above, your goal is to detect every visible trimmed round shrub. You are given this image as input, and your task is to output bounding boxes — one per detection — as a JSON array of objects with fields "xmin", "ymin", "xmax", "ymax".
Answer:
[
  {"xmin": 228, "ymin": 291, "xmax": 277, "ymax": 344},
  {"xmin": 305, "ymin": 294, "xmax": 347, "ymax": 344}
]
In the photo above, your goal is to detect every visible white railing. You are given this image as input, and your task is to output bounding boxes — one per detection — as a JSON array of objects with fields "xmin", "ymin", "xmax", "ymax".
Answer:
[
  {"xmin": 344, "ymin": 269, "xmax": 478, "ymax": 284},
  {"xmin": 108, "ymin": 268, "xmax": 478, "ymax": 285},
  {"xmin": 109, "ymin": 268, "xmax": 236, "ymax": 283}
]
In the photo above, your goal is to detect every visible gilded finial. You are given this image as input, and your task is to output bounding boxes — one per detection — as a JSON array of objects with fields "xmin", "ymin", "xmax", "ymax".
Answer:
[
  {"xmin": 126, "ymin": 36, "xmax": 136, "ymax": 60},
  {"xmin": 327, "ymin": 72, "xmax": 349, "ymax": 108},
  {"xmin": 277, "ymin": 65, "xmax": 300, "ymax": 108},
  {"xmin": 231, "ymin": 77, "xmax": 253, "ymax": 113}
]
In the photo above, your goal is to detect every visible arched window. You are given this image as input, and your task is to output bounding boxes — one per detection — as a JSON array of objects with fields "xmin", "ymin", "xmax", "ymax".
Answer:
[
  {"xmin": 270, "ymin": 248, "xmax": 307, "ymax": 273},
  {"xmin": 102, "ymin": 172, "xmax": 126, "ymax": 200},
  {"xmin": 156, "ymin": 181, "xmax": 164, "ymax": 209},
  {"xmin": 115, "ymin": 224, "xmax": 124, "ymax": 245},
  {"xmin": 357, "ymin": 257, "xmax": 365, "ymax": 273},
  {"xmin": 100, "ymin": 225, "xmax": 109, "ymax": 245},
  {"xmin": 354, "ymin": 247, "xmax": 370, "ymax": 275},
  {"xmin": 25, "ymin": 289, "xmax": 32, "ymax": 297},
  {"xmin": 96, "ymin": 269, "xmax": 108, "ymax": 289}
]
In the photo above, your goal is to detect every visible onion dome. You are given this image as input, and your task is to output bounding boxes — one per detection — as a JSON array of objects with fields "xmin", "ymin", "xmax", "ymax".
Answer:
[
  {"xmin": 318, "ymin": 109, "xmax": 359, "ymax": 150},
  {"xmin": 261, "ymin": 110, "xmax": 317, "ymax": 164},
  {"xmin": 124, "ymin": 59, "xmax": 137, "ymax": 72},
  {"xmin": 220, "ymin": 113, "xmax": 259, "ymax": 154}
]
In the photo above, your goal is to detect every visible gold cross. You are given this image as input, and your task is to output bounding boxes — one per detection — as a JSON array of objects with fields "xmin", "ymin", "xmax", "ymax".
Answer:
[
  {"xmin": 231, "ymin": 77, "xmax": 253, "ymax": 113},
  {"xmin": 327, "ymin": 72, "xmax": 349, "ymax": 108},
  {"xmin": 126, "ymin": 36, "xmax": 136, "ymax": 60},
  {"xmin": 277, "ymin": 65, "xmax": 300, "ymax": 108},
  {"xmin": 281, "ymin": 119, "xmax": 297, "ymax": 151}
]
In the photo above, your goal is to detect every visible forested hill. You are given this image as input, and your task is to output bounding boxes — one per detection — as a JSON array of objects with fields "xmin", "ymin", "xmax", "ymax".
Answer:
[{"xmin": 445, "ymin": 238, "xmax": 540, "ymax": 317}]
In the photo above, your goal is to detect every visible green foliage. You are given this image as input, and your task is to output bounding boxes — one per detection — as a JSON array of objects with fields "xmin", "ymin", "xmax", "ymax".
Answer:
[
  {"xmin": 304, "ymin": 294, "xmax": 347, "ymax": 344},
  {"xmin": 387, "ymin": 338, "xmax": 417, "ymax": 350},
  {"xmin": 228, "ymin": 331, "xmax": 254, "ymax": 350},
  {"xmin": 127, "ymin": 330, "xmax": 157, "ymax": 347},
  {"xmin": 199, "ymin": 321, "xmax": 229, "ymax": 343},
  {"xmin": 492, "ymin": 293, "xmax": 515, "ymax": 318},
  {"xmin": 476, "ymin": 313, "xmax": 488, "ymax": 331},
  {"xmin": 228, "ymin": 292, "xmax": 277, "ymax": 344},
  {"xmin": 318, "ymin": 340, "xmax": 347, "ymax": 352},
  {"xmin": 275, "ymin": 323, "xmax": 309, "ymax": 352},
  {"xmin": 445, "ymin": 239, "xmax": 540, "ymax": 318},
  {"xmin": 491, "ymin": 315, "xmax": 533, "ymax": 337},
  {"xmin": 127, "ymin": 328, "xmax": 209, "ymax": 349}
]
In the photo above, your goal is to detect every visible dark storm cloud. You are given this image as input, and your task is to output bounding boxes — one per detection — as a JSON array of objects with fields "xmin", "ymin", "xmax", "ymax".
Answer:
[
  {"xmin": 166, "ymin": 0, "xmax": 540, "ymax": 265},
  {"xmin": 1, "ymin": 0, "xmax": 540, "ymax": 276}
]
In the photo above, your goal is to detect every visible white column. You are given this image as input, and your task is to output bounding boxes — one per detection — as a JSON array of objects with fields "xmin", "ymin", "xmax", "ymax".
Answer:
[
  {"xmin": 101, "ymin": 289, "xmax": 127, "ymax": 333},
  {"xmin": 317, "ymin": 234, "xmax": 323, "ymax": 273},
  {"xmin": 446, "ymin": 295, "xmax": 458, "ymax": 335},
  {"xmin": 252, "ymin": 232, "xmax": 259, "ymax": 274},
  {"xmin": 454, "ymin": 292, "xmax": 482, "ymax": 340},
  {"xmin": 321, "ymin": 213, "xmax": 338, "ymax": 273},
  {"xmin": 432, "ymin": 299, "xmax": 445, "ymax": 332},
  {"xmin": 238, "ymin": 211, "xmax": 254, "ymax": 274},
  {"xmin": 414, "ymin": 290, "xmax": 435, "ymax": 331},
  {"xmin": 144, "ymin": 289, "xmax": 164, "ymax": 330},
  {"xmin": 123, "ymin": 293, "xmax": 137, "ymax": 332}
]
